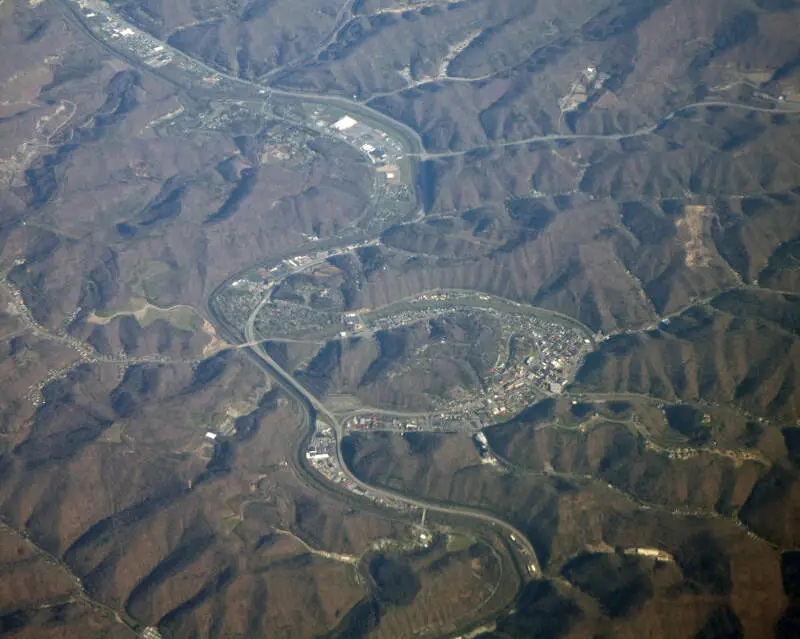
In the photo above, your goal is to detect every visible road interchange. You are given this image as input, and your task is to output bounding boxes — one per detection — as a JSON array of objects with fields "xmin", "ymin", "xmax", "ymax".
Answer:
[{"xmin": 46, "ymin": 0, "xmax": 799, "ymax": 623}]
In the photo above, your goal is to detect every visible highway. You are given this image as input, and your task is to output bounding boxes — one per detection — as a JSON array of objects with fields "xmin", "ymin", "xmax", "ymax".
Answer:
[
  {"xmin": 51, "ymin": 0, "xmax": 794, "ymax": 602},
  {"xmin": 242, "ymin": 289, "xmax": 543, "ymax": 577},
  {"xmin": 55, "ymin": 0, "xmax": 426, "ymax": 156},
  {"xmin": 55, "ymin": 0, "xmax": 800, "ymax": 167},
  {"xmin": 53, "ymin": 0, "xmax": 546, "ymax": 582},
  {"xmin": 65, "ymin": 0, "xmax": 746, "ymax": 583}
]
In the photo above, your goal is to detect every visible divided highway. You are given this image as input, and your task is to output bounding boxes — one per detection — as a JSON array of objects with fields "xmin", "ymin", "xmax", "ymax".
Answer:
[
  {"xmin": 242, "ymin": 291, "xmax": 543, "ymax": 577},
  {"xmin": 18, "ymin": 3, "xmax": 799, "ymax": 637},
  {"xmin": 63, "ymin": 0, "xmax": 782, "ymax": 591},
  {"xmin": 58, "ymin": 0, "xmax": 795, "ymax": 587},
  {"xmin": 52, "ymin": 0, "xmax": 652, "ymax": 587}
]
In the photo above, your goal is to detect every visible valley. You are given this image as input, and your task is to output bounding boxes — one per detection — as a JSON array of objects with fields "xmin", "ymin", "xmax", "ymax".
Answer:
[{"xmin": 2, "ymin": 0, "xmax": 800, "ymax": 637}]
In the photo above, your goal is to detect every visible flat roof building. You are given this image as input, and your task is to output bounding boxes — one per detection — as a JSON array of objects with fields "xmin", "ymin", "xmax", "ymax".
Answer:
[
  {"xmin": 332, "ymin": 116, "xmax": 358, "ymax": 131},
  {"xmin": 306, "ymin": 451, "xmax": 331, "ymax": 461}
]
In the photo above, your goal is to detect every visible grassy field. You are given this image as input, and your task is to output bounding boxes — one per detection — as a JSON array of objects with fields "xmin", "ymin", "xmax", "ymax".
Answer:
[{"xmin": 89, "ymin": 298, "xmax": 205, "ymax": 332}]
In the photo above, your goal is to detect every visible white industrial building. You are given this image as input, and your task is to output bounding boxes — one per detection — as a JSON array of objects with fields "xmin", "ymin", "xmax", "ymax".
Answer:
[{"xmin": 332, "ymin": 116, "xmax": 358, "ymax": 131}]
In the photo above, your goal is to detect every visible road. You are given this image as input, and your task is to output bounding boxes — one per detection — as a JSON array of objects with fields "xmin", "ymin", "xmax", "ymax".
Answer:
[
  {"xmin": 0, "ymin": 519, "xmax": 139, "ymax": 637},
  {"xmin": 47, "ymin": 0, "xmax": 544, "ymax": 588},
  {"xmin": 56, "ymin": 0, "xmax": 800, "ymax": 167},
  {"xmin": 482, "ymin": 421, "xmax": 777, "ymax": 549},
  {"xmin": 243, "ymin": 292, "xmax": 542, "ymax": 577},
  {"xmin": 50, "ymin": 0, "xmax": 791, "ymax": 597},
  {"xmin": 416, "ymin": 100, "xmax": 800, "ymax": 159},
  {"xmin": 55, "ymin": 0, "xmax": 426, "ymax": 156},
  {"xmin": 0, "ymin": 278, "xmax": 202, "ymax": 367}
]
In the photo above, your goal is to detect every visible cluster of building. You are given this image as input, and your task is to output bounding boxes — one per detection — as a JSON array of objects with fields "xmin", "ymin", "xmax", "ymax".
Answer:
[
  {"xmin": 254, "ymin": 300, "xmax": 342, "ymax": 339},
  {"xmin": 519, "ymin": 324, "xmax": 591, "ymax": 392},
  {"xmin": 77, "ymin": 1, "xmax": 175, "ymax": 69},
  {"xmin": 312, "ymin": 112, "xmax": 404, "ymax": 186},
  {"xmin": 24, "ymin": 363, "xmax": 79, "ymax": 408},
  {"xmin": 74, "ymin": 0, "xmax": 245, "ymax": 96},
  {"xmin": 304, "ymin": 428, "xmax": 418, "ymax": 512},
  {"xmin": 230, "ymin": 279, "xmax": 270, "ymax": 294},
  {"xmin": 275, "ymin": 241, "xmax": 375, "ymax": 277},
  {"xmin": 559, "ymin": 65, "xmax": 611, "ymax": 113},
  {"xmin": 345, "ymin": 414, "xmax": 418, "ymax": 432},
  {"xmin": 431, "ymin": 412, "xmax": 484, "ymax": 430},
  {"xmin": 305, "ymin": 430, "xmax": 337, "ymax": 463},
  {"xmin": 488, "ymin": 320, "xmax": 590, "ymax": 409},
  {"xmin": 255, "ymin": 124, "xmax": 320, "ymax": 167},
  {"xmin": 623, "ymin": 547, "xmax": 674, "ymax": 563},
  {"xmin": 342, "ymin": 312, "xmax": 365, "ymax": 333},
  {"xmin": 342, "ymin": 411, "xmax": 485, "ymax": 436},
  {"xmin": 218, "ymin": 242, "xmax": 380, "ymax": 333},
  {"xmin": 367, "ymin": 305, "xmax": 454, "ymax": 334},
  {"xmin": 214, "ymin": 285, "xmax": 265, "ymax": 330},
  {"xmin": 648, "ymin": 439, "xmax": 764, "ymax": 467},
  {"xmin": 401, "ymin": 311, "xmax": 593, "ymax": 424},
  {"xmin": 658, "ymin": 445, "xmax": 700, "ymax": 461},
  {"xmin": 363, "ymin": 293, "xmax": 495, "ymax": 333}
]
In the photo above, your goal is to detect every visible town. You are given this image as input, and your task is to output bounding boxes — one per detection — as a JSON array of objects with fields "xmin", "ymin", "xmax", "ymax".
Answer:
[
  {"xmin": 214, "ymin": 265, "xmax": 595, "ymax": 426},
  {"xmin": 72, "ymin": 0, "xmax": 418, "ymax": 237},
  {"xmin": 267, "ymin": 289, "xmax": 592, "ymax": 420},
  {"xmin": 341, "ymin": 299, "xmax": 592, "ymax": 426}
]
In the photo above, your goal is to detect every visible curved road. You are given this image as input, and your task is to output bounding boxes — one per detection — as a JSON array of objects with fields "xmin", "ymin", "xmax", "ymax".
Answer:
[
  {"xmin": 56, "ymin": 0, "xmax": 800, "ymax": 166},
  {"xmin": 53, "ymin": 0, "xmax": 797, "ymax": 599},
  {"xmin": 242, "ymin": 292, "xmax": 542, "ymax": 577},
  {"xmin": 55, "ymin": 0, "xmax": 546, "ymax": 587},
  {"xmin": 55, "ymin": 0, "xmax": 426, "ymax": 155},
  {"xmin": 417, "ymin": 100, "xmax": 800, "ymax": 159}
]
